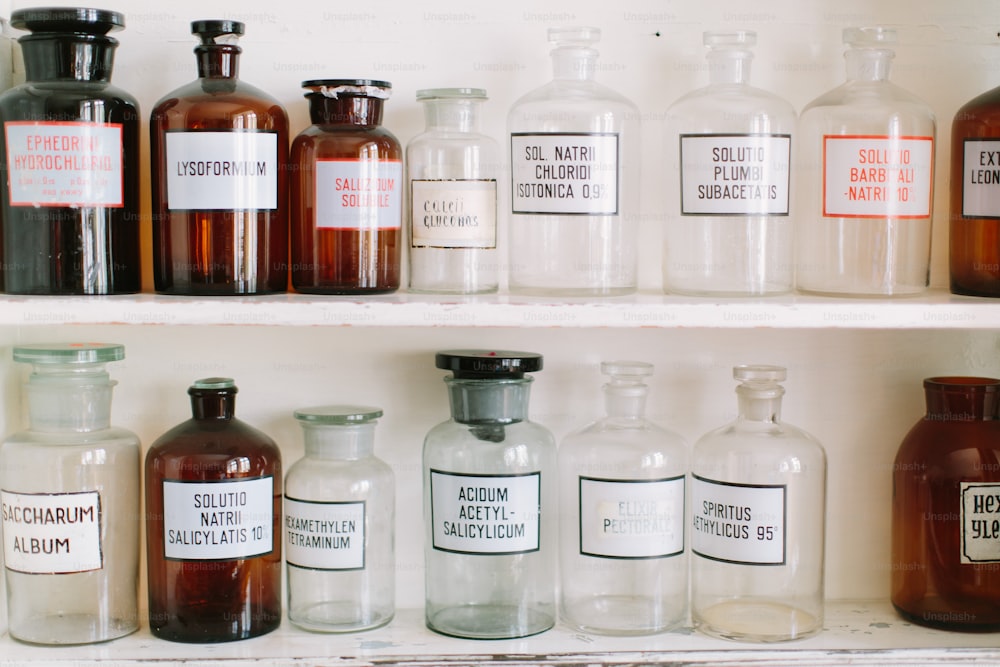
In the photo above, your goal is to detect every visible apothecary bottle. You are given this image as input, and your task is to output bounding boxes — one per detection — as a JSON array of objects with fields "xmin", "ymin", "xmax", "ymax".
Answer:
[
  {"xmin": 291, "ymin": 79, "xmax": 402, "ymax": 294},
  {"xmin": 690, "ymin": 365, "xmax": 826, "ymax": 642},
  {"xmin": 0, "ymin": 7, "xmax": 140, "ymax": 295},
  {"xmin": 145, "ymin": 378, "xmax": 281, "ymax": 643},
  {"xmin": 796, "ymin": 27, "xmax": 935, "ymax": 296},
  {"xmin": 151, "ymin": 20, "xmax": 288, "ymax": 295},
  {"xmin": 664, "ymin": 31, "xmax": 795, "ymax": 296},
  {"xmin": 423, "ymin": 350, "xmax": 556, "ymax": 638},
  {"xmin": 286, "ymin": 405, "xmax": 395, "ymax": 633},
  {"xmin": 892, "ymin": 377, "xmax": 1000, "ymax": 631},
  {"xmin": 558, "ymin": 361, "xmax": 688, "ymax": 635},
  {"xmin": 407, "ymin": 88, "xmax": 499, "ymax": 294},
  {"xmin": 1, "ymin": 343, "xmax": 139, "ymax": 644},
  {"xmin": 507, "ymin": 27, "xmax": 639, "ymax": 295}
]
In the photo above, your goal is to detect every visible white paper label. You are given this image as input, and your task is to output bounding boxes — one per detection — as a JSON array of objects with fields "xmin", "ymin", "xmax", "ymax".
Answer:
[
  {"xmin": 510, "ymin": 133, "xmax": 619, "ymax": 215},
  {"xmin": 410, "ymin": 179, "xmax": 497, "ymax": 248},
  {"xmin": 962, "ymin": 139, "xmax": 1000, "ymax": 219},
  {"xmin": 165, "ymin": 131, "xmax": 278, "ymax": 210},
  {"xmin": 822, "ymin": 135, "xmax": 934, "ymax": 218},
  {"xmin": 961, "ymin": 482, "xmax": 1000, "ymax": 563},
  {"xmin": 162, "ymin": 477, "xmax": 274, "ymax": 561},
  {"xmin": 284, "ymin": 497, "xmax": 365, "ymax": 570},
  {"xmin": 5, "ymin": 121, "xmax": 123, "ymax": 207},
  {"xmin": 315, "ymin": 159, "xmax": 402, "ymax": 229},
  {"xmin": 691, "ymin": 475, "xmax": 786, "ymax": 565},
  {"xmin": 579, "ymin": 476, "xmax": 685, "ymax": 559},
  {"xmin": 430, "ymin": 470, "xmax": 541, "ymax": 555},
  {"xmin": 1, "ymin": 489, "xmax": 103, "ymax": 574},
  {"xmin": 679, "ymin": 134, "xmax": 790, "ymax": 215}
]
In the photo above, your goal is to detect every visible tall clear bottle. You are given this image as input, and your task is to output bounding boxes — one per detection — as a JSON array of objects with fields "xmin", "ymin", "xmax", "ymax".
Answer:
[
  {"xmin": 664, "ymin": 31, "xmax": 795, "ymax": 296},
  {"xmin": 558, "ymin": 361, "xmax": 687, "ymax": 635},
  {"xmin": 407, "ymin": 88, "xmax": 499, "ymax": 293},
  {"xmin": 1, "ymin": 343, "xmax": 139, "ymax": 644},
  {"xmin": 796, "ymin": 27, "xmax": 935, "ymax": 296},
  {"xmin": 690, "ymin": 366, "xmax": 826, "ymax": 642},
  {"xmin": 423, "ymin": 350, "xmax": 556, "ymax": 639},
  {"xmin": 150, "ymin": 20, "xmax": 289, "ymax": 295},
  {"xmin": 507, "ymin": 27, "xmax": 639, "ymax": 295}
]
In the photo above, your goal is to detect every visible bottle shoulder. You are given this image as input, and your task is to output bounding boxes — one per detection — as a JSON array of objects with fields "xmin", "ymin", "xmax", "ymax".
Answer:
[
  {"xmin": 146, "ymin": 418, "xmax": 281, "ymax": 458},
  {"xmin": 152, "ymin": 80, "xmax": 289, "ymax": 126},
  {"xmin": 2, "ymin": 426, "xmax": 140, "ymax": 450},
  {"xmin": 0, "ymin": 81, "xmax": 140, "ymax": 111},
  {"xmin": 801, "ymin": 80, "xmax": 936, "ymax": 121},
  {"xmin": 509, "ymin": 80, "xmax": 640, "ymax": 116}
]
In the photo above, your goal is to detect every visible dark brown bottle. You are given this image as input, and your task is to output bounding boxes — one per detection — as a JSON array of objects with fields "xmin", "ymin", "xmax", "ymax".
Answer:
[
  {"xmin": 145, "ymin": 378, "xmax": 282, "ymax": 643},
  {"xmin": 290, "ymin": 79, "xmax": 402, "ymax": 294},
  {"xmin": 0, "ymin": 7, "xmax": 140, "ymax": 294},
  {"xmin": 892, "ymin": 377, "xmax": 1000, "ymax": 631},
  {"xmin": 151, "ymin": 20, "xmax": 289, "ymax": 295}
]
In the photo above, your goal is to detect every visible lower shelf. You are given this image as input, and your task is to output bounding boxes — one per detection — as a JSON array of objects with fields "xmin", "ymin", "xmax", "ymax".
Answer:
[{"xmin": 2, "ymin": 600, "xmax": 999, "ymax": 666}]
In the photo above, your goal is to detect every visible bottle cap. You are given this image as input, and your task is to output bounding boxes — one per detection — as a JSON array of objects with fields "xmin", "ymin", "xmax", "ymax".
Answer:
[
  {"xmin": 416, "ymin": 88, "xmax": 487, "ymax": 101},
  {"xmin": 191, "ymin": 19, "xmax": 244, "ymax": 45},
  {"xmin": 734, "ymin": 364, "xmax": 786, "ymax": 384},
  {"xmin": 294, "ymin": 405, "xmax": 383, "ymax": 425},
  {"xmin": 548, "ymin": 26, "xmax": 600, "ymax": 48},
  {"xmin": 11, "ymin": 7, "xmax": 124, "ymax": 35},
  {"xmin": 601, "ymin": 360, "xmax": 653, "ymax": 380},
  {"xmin": 704, "ymin": 30, "xmax": 756, "ymax": 49},
  {"xmin": 436, "ymin": 350, "xmax": 543, "ymax": 379},
  {"xmin": 13, "ymin": 342, "xmax": 124, "ymax": 364},
  {"xmin": 843, "ymin": 26, "xmax": 897, "ymax": 48},
  {"xmin": 302, "ymin": 79, "xmax": 392, "ymax": 99},
  {"xmin": 190, "ymin": 377, "xmax": 237, "ymax": 390}
]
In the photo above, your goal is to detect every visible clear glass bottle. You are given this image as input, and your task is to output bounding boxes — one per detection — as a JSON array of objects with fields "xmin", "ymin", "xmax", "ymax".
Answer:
[
  {"xmin": 690, "ymin": 365, "xmax": 826, "ymax": 642},
  {"xmin": 290, "ymin": 79, "xmax": 402, "ymax": 294},
  {"xmin": 796, "ymin": 27, "xmax": 935, "ymax": 296},
  {"xmin": 0, "ymin": 8, "xmax": 141, "ymax": 295},
  {"xmin": 285, "ymin": 405, "xmax": 395, "ymax": 633},
  {"xmin": 150, "ymin": 20, "xmax": 289, "ymax": 295},
  {"xmin": 423, "ymin": 350, "xmax": 556, "ymax": 639},
  {"xmin": 407, "ymin": 88, "xmax": 499, "ymax": 294},
  {"xmin": 0, "ymin": 343, "xmax": 139, "ymax": 644},
  {"xmin": 558, "ymin": 361, "xmax": 688, "ymax": 635},
  {"xmin": 507, "ymin": 27, "xmax": 639, "ymax": 295},
  {"xmin": 145, "ymin": 378, "xmax": 281, "ymax": 643},
  {"xmin": 664, "ymin": 31, "xmax": 795, "ymax": 296}
]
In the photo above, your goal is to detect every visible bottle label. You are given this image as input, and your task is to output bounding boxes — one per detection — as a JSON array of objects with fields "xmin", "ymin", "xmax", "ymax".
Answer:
[
  {"xmin": 690, "ymin": 474, "xmax": 786, "ymax": 565},
  {"xmin": 284, "ymin": 497, "xmax": 366, "ymax": 570},
  {"xmin": 0, "ymin": 489, "xmax": 103, "ymax": 574},
  {"xmin": 821, "ymin": 135, "xmax": 934, "ymax": 218},
  {"xmin": 960, "ymin": 482, "xmax": 1000, "ymax": 563},
  {"xmin": 961, "ymin": 139, "xmax": 1000, "ymax": 219},
  {"xmin": 578, "ymin": 475, "xmax": 685, "ymax": 559},
  {"xmin": 315, "ymin": 159, "xmax": 403, "ymax": 229},
  {"xmin": 410, "ymin": 179, "xmax": 497, "ymax": 248},
  {"xmin": 4, "ymin": 121, "xmax": 123, "ymax": 207},
  {"xmin": 429, "ymin": 470, "xmax": 541, "ymax": 555},
  {"xmin": 164, "ymin": 131, "xmax": 279, "ymax": 211},
  {"xmin": 162, "ymin": 476, "xmax": 274, "ymax": 561},
  {"xmin": 679, "ymin": 134, "xmax": 791, "ymax": 215},
  {"xmin": 510, "ymin": 132, "xmax": 619, "ymax": 215}
]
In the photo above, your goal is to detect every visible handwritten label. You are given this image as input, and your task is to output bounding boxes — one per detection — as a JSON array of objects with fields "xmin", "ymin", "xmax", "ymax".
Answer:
[
  {"xmin": 822, "ymin": 135, "xmax": 933, "ymax": 218},
  {"xmin": 410, "ymin": 179, "xmax": 497, "ymax": 248},
  {"xmin": 510, "ymin": 133, "xmax": 619, "ymax": 215}
]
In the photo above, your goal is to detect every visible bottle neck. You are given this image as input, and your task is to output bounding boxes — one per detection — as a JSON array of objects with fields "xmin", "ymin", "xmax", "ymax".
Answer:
[
  {"xmin": 924, "ymin": 382, "xmax": 1000, "ymax": 422},
  {"xmin": 301, "ymin": 423, "xmax": 376, "ymax": 460},
  {"xmin": 195, "ymin": 44, "xmax": 240, "ymax": 79},
  {"xmin": 707, "ymin": 49, "xmax": 752, "ymax": 86},
  {"xmin": 308, "ymin": 95, "xmax": 384, "ymax": 126},
  {"xmin": 446, "ymin": 377, "xmax": 531, "ymax": 424},
  {"xmin": 736, "ymin": 386, "xmax": 783, "ymax": 423},
  {"xmin": 25, "ymin": 366, "xmax": 113, "ymax": 432},
  {"xmin": 422, "ymin": 99, "xmax": 482, "ymax": 132},
  {"xmin": 190, "ymin": 390, "xmax": 236, "ymax": 421},
  {"xmin": 845, "ymin": 48, "xmax": 892, "ymax": 82},
  {"xmin": 604, "ymin": 383, "xmax": 647, "ymax": 420},
  {"xmin": 551, "ymin": 47, "xmax": 597, "ymax": 81},
  {"xmin": 20, "ymin": 34, "xmax": 116, "ymax": 82}
]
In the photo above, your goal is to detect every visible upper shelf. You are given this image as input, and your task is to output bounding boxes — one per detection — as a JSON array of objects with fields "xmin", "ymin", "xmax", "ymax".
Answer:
[{"xmin": 1, "ymin": 289, "xmax": 997, "ymax": 329}]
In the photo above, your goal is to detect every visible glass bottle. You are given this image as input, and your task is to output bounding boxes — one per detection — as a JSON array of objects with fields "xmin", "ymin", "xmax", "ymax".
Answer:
[
  {"xmin": 664, "ymin": 31, "xmax": 795, "ymax": 296},
  {"xmin": 150, "ymin": 20, "xmax": 289, "ymax": 295},
  {"xmin": 558, "ymin": 361, "xmax": 688, "ymax": 635},
  {"xmin": 145, "ymin": 377, "xmax": 281, "ymax": 643},
  {"xmin": 285, "ymin": 405, "xmax": 395, "ymax": 633},
  {"xmin": 690, "ymin": 365, "xmax": 826, "ymax": 642},
  {"xmin": 290, "ymin": 79, "xmax": 402, "ymax": 294},
  {"xmin": 0, "ymin": 343, "xmax": 139, "ymax": 644},
  {"xmin": 423, "ymin": 350, "xmax": 556, "ymax": 639},
  {"xmin": 407, "ymin": 88, "xmax": 499, "ymax": 294},
  {"xmin": 507, "ymin": 27, "xmax": 639, "ymax": 295},
  {"xmin": 796, "ymin": 27, "xmax": 935, "ymax": 296},
  {"xmin": 0, "ymin": 7, "xmax": 140, "ymax": 295},
  {"xmin": 892, "ymin": 377, "xmax": 1000, "ymax": 631}
]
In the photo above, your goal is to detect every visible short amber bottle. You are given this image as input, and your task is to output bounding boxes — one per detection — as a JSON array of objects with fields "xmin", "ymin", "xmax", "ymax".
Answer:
[
  {"xmin": 290, "ymin": 79, "xmax": 402, "ymax": 294},
  {"xmin": 892, "ymin": 377, "xmax": 1000, "ymax": 631},
  {"xmin": 144, "ymin": 378, "xmax": 282, "ymax": 643}
]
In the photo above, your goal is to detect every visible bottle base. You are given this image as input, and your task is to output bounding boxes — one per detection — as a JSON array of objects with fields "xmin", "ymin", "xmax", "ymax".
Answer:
[
  {"xmin": 562, "ymin": 595, "xmax": 684, "ymax": 636},
  {"xmin": 508, "ymin": 285, "xmax": 636, "ymax": 297},
  {"xmin": 149, "ymin": 615, "xmax": 281, "ymax": 643},
  {"xmin": 795, "ymin": 286, "xmax": 925, "ymax": 299},
  {"xmin": 426, "ymin": 604, "xmax": 554, "ymax": 639},
  {"xmin": 893, "ymin": 601, "xmax": 1000, "ymax": 632},
  {"xmin": 694, "ymin": 600, "xmax": 821, "ymax": 643},
  {"xmin": 293, "ymin": 286, "xmax": 399, "ymax": 295},
  {"xmin": 289, "ymin": 603, "xmax": 393, "ymax": 633},
  {"xmin": 9, "ymin": 613, "xmax": 138, "ymax": 646}
]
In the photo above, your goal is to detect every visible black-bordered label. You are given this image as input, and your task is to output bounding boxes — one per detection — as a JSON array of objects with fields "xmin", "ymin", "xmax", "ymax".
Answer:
[
  {"xmin": 510, "ymin": 132, "xmax": 619, "ymax": 215},
  {"xmin": 578, "ymin": 475, "xmax": 685, "ymax": 560},
  {"xmin": 961, "ymin": 482, "xmax": 1000, "ymax": 563},
  {"xmin": 679, "ymin": 133, "xmax": 790, "ymax": 216},
  {"xmin": 691, "ymin": 474, "xmax": 786, "ymax": 566},
  {"xmin": 284, "ymin": 496, "xmax": 365, "ymax": 571},
  {"xmin": 962, "ymin": 139, "xmax": 1000, "ymax": 219}
]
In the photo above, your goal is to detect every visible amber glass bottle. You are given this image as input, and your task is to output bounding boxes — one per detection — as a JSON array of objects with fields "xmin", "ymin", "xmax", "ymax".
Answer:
[
  {"xmin": 0, "ymin": 7, "xmax": 140, "ymax": 294},
  {"xmin": 290, "ymin": 80, "xmax": 401, "ymax": 294},
  {"xmin": 951, "ymin": 83, "xmax": 1000, "ymax": 296},
  {"xmin": 892, "ymin": 377, "xmax": 1000, "ymax": 631},
  {"xmin": 145, "ymin": 378, "xmax": 282, "ymax": 643},
  {"xmin": 151, "ymin": 20, "xmax": 288, "ymax": 295}
]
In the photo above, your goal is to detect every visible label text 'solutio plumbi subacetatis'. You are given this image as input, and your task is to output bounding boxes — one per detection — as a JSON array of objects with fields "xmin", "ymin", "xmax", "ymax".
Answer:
[
  {"xmin": 1, "ymin": 489, "xmax": 103, "ymax": 574},
  {"xmin": 680, "ymin": 134, "xmax": 790, "ymax": 215}
]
